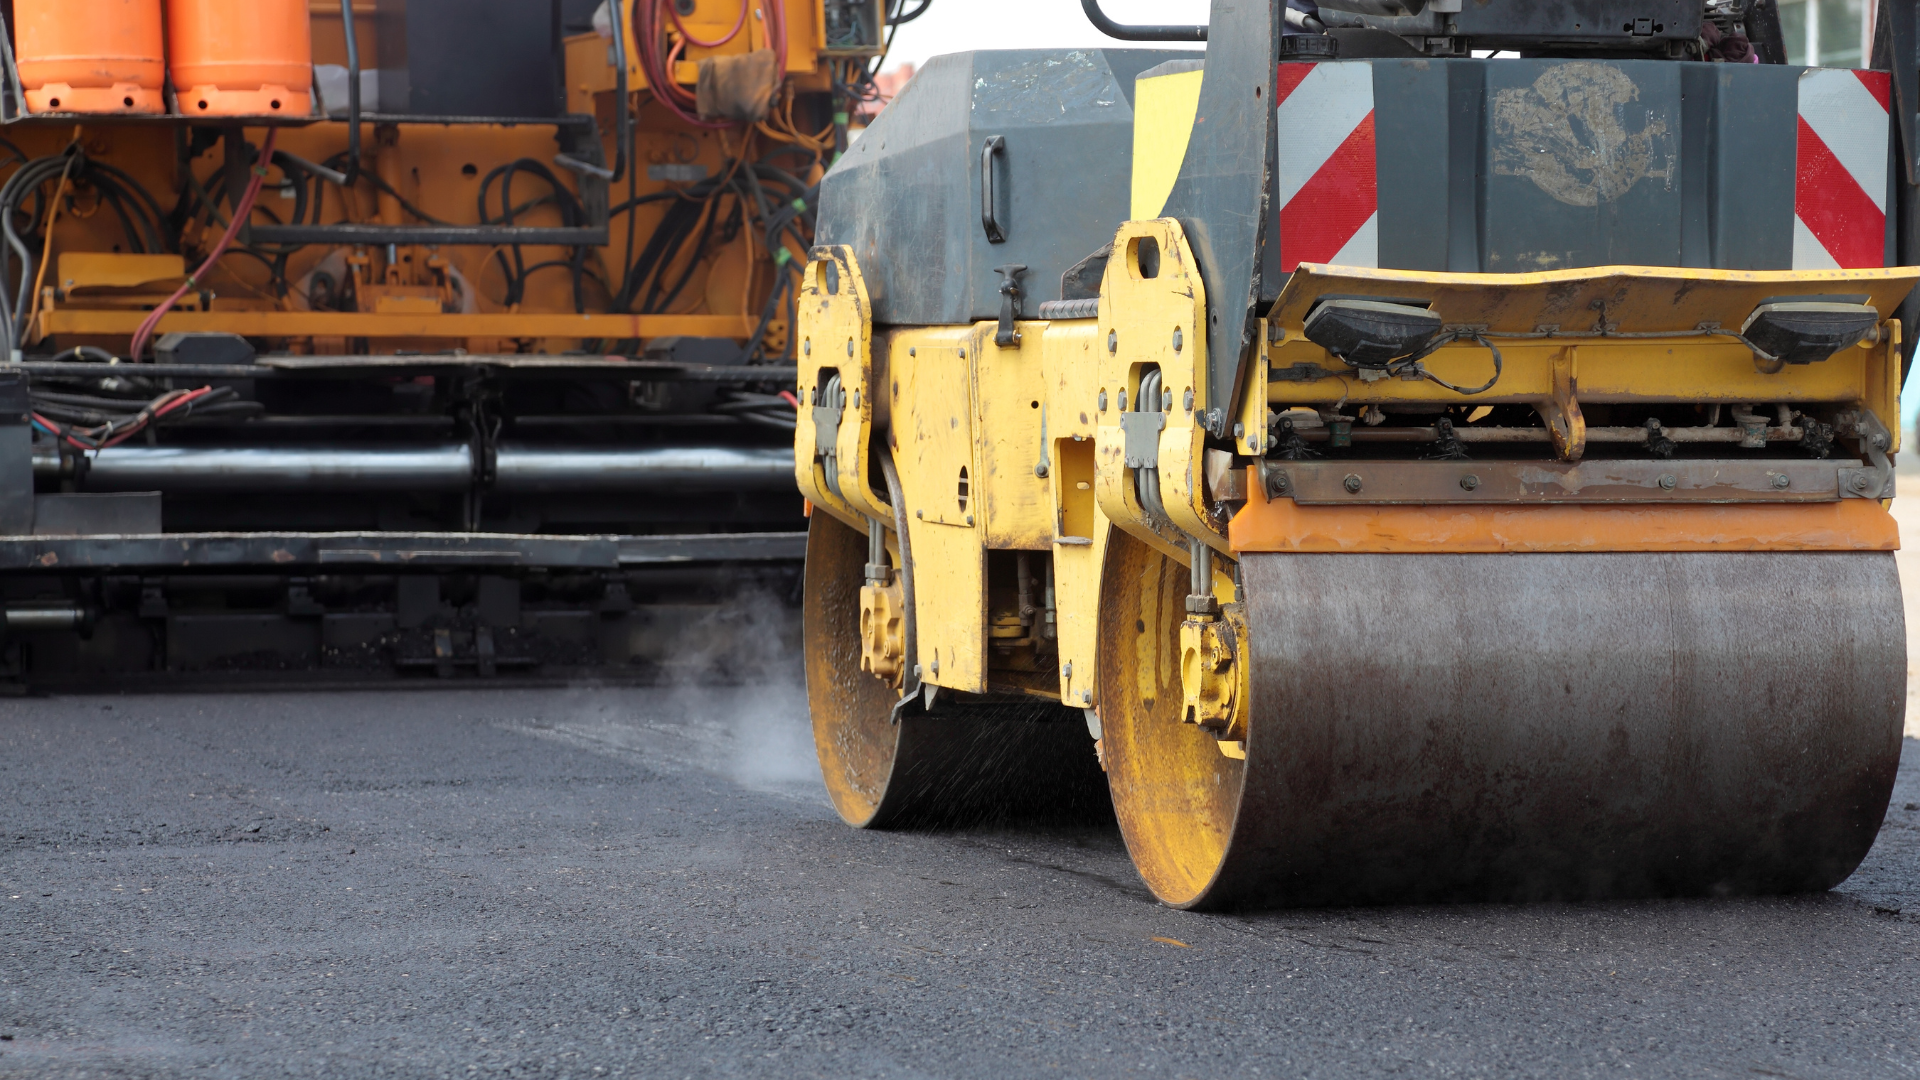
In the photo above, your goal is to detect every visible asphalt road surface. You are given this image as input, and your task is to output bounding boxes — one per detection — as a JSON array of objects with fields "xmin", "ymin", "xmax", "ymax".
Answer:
[{"xmin": 1, "ymin": 681, "xmax": 1916, "ymax": 1080}]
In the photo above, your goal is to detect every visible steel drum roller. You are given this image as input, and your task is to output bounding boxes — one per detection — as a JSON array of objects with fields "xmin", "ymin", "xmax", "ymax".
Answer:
[
  {"xmin": 806, "ymin": 511, "xmax": 1108, "ymax": 828},
  {"xmin": 1099, "ymin": 534, "xmax": 1905, "ymax": 909}
]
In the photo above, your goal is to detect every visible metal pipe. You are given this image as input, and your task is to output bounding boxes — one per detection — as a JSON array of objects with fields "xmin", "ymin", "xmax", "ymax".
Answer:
[
  {"xmin": 68, "ymin": 446, "xmax": 473, "ymax": 492},
  {"xmin": 40, "ymin": 444, "xmax": 797, "ymax": 494},
  {"xmin": 1080, "ymin": 0, "xmax": 1207, "ymax": 40},
  {"xmin": 1294, "ymin": 425, "xmax": 1807, "ymax": 444},
  {"xmin": 6, "ymin": 605, "xmax": 84, "ymax": 631},
  {"xmin": 491, "ymin": 445, "xmax": 794, "ymax": 493}
]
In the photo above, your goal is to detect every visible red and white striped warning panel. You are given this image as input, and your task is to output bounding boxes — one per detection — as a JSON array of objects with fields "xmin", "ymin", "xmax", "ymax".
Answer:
[
  {"xmin": 1275, "ymin": 61, "xmax": 1376, "ymax": 272},
  {"xmin": 1794, "ymin": 68, "xmax": 1890, "ymax": 270}
]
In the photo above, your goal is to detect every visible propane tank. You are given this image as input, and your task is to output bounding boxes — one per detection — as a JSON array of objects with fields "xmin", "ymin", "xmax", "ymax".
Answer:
[
  {"xmin": 165, "ymin": 0, "xmax": 314, "ymax": 117},
  {"xmin": 14, "ymin": 0, "xmax": 166, "ymax": 115}
]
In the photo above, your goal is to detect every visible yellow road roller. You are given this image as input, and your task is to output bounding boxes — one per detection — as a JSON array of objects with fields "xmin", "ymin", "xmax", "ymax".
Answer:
[{"xmin": 795, "ymin": 0, "xmax": 1917, "ymax": 907}]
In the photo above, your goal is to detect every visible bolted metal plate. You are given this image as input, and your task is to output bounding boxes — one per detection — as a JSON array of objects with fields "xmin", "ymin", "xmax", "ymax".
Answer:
[
  {"xmin": 1267, "ymin": 458, "xmax": 1857, "ymax": 504},
  {"xmin": 1120, "ymin": 410, "xmax": 1165, "ymax": 470},
  {"xmin": 1837, "ymin": 466, "xmax": 1898, "ymax": 499}
]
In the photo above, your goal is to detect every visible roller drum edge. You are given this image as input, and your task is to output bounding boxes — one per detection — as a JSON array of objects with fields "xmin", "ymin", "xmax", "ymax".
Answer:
[
  {"xmin": 805, "ymin": 512, "xmax": 1108, "ymax": 829},
  {"xmin": 1101, "ymin": 542, "xmax": 1905, "ymax": 909}
]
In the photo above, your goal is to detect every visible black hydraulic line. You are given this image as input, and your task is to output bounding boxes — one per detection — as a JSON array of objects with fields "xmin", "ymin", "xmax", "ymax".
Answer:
[
  {"xmin": 340, "ymin": 0, "xmax": 362, "ymax": 184},
  {"xmin": 888, "ymin": 0, "xmax": 934, "ymax": 24},
  {"xmin": 609, "ymin": 0, "xmax": 631, "ymax": 183},
  {"xmin": 0, "ymin": 8, "xmax": 23, "ymax": 122},
  {"xmin": 46, "ymin": 346, "xmax": 117, "ymax": 364},
  {"xmin": 1080, "ymin": 0, "xmax": 1207, "ymax": 40}
]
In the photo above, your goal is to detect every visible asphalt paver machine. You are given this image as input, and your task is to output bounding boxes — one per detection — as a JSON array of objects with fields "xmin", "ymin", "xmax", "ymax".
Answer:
[{"xmin": 0, "ymin": 0, "xmax": 915, "ymax": 684}]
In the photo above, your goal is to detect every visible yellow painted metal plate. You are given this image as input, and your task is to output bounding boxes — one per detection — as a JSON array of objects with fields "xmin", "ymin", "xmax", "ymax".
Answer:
[
  {"xmin": 1270, "ymin": 263, "xmax": 1920, "ymax": 336},
  {"xmin": 56, "ymin": 252, "xmax": 185, "ymax": 292},
  {"xmin": 971, "ymin": 325, "xmax": 1053, "ymax": 549}
]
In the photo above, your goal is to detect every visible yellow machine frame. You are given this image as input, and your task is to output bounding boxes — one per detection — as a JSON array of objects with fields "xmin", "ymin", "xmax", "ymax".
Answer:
[{"xmin": 797, "ymin": 220, "xmax": 1913, "ymax": 768}]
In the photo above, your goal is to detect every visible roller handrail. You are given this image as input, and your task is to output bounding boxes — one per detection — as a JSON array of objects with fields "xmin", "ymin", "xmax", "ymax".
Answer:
[{"xmin": 1080, "ymin": 0, "xmax": 1207, "ymax": 41}]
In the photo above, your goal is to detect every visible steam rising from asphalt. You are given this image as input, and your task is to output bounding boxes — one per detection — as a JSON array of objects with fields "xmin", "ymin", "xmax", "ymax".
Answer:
[
  {"xmin": 509, "ymin": 588, "xmax": 826, "ymax": 802},
  {"xmin": 655, "ymin": 586, "xmax": 823, "ymax": 796}
]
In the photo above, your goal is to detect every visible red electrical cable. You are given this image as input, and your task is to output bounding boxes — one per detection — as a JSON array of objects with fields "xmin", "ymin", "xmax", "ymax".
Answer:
[
  {"xmin": 637, "ymin": 0, "xmax": 784, "ymax": 131},
  {"xmin": 667, "ymin": 0, "xmax": 750, "ymax": 48},
  {"xmin": 130, "ymin": 129, "xmax": 280, "ymax": 362},
  {"xmin": 32, "ymin": 385, "xmax": 221, "ymax": 453}
]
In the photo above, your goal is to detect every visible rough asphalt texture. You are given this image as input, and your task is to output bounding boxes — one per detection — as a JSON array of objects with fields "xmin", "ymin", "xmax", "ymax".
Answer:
[{"xmin": 1, "ymin": 683, "xmax": 1916, "ymax": 1079}]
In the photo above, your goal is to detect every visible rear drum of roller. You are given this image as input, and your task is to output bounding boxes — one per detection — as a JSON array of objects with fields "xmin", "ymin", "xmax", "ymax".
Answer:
[
  {"xmin": 1098, "ymin": 532, "xmax": 1905, "ymax": 908},
  {"xmin": 805, "ymin": 512, "xmax": 1108, "ymax": 828}
]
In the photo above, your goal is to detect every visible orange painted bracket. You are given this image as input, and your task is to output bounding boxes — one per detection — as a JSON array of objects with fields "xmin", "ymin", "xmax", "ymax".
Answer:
[{"xmin": 1230, "ymin": 468, "xmax": 1899, "ymax": 554}]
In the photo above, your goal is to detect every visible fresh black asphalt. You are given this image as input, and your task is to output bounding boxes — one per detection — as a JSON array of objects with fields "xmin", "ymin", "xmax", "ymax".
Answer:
[{"xmin": 1, "ymin": 682, "xmax": 1916, "ymax": 1079}]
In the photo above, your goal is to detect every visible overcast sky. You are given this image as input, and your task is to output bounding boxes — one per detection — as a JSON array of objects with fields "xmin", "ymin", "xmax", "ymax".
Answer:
[{"xmin": 881, "ymin": 0, "xmax": 1210, "ymax": 72}]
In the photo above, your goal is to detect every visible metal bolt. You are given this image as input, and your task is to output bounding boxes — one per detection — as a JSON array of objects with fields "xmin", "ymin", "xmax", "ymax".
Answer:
[
  {"xmin": 1851, "ymin": 472, "xmax": 1874, "ymax": 492},
  {"xmin": 846, "ymin": 339, "xmax": 855, "ymax": 356},
  {"xmin": 1098, "ymin": 390, "xmax": 1108, "ymax": 411},
  {"xmin": 1872, "ymin": 433, "xmax": 1890, "ymax": 451},
  {"xmin": 803, "ymin": 339, "xmax": 811, "ymax": 355},
  {"xmin": 1183, "ymin": 388, "xmax": 1194, "ymax": 411},
  {"xmin": 1172, "ymin": 327, "xmax": 1184, "ymax": 352},
  {"xmin": 1459, "ymin": 475, "xmax": 1480, "ymax": 491},
  {"xmin": 1062, "ymin": 661, "xmax": 1073, "ymax": 678},
  {"xmin": 913, "ymin": 664, "xmax": 922, "ymax": 677},
  {"xmin": 1343, "ymin": 474, "xmax": 1363, "ymax": 494},
  {"xmin": 1081, "ymin": 690, "xmax": 1092, "ymax": 705},
  {"xmin": 908, "ymin": 347, "xmax": 916, "ymax": 357},
  {"xmin": 1162, "ymin": 390, "xmax": 1173, "ymax": 412},
  {"xmin": 1771, "ymin": 473, "xmax": 1791, "ymax": 489},
  {"xmin": 1267, "ymin": 471, "xmax": 1291, "ymax": 497},
  {"xmin": 916, "ymin": 509, "xmax": 924, "ymax": 519},
  {"xmin": 1108, "ymin": 330, "xmax": 1117, "ymax": 353},
  {"xmin": 959, "ymin": 348, "xmax": 966, "ymax": 358},
  {"xmin": 1658, "ymin": 474, "xmax": 1677, "ymax": 490},
  {"xmin": 965, "ymin": 514, "xmax": 973, "ymax": 525},
  {"xmin": 851, "ymin": 390, "xmax": 860, "ymax": 408},
  {"xmin": 1234, "ymin": 422, "xmax": 1245, "ymax": 439},
  {"xmin": 1119, "ymin": 389, "xmax": 1128, "ymax": 411},
  {"xmin": 931, "ymin": 657, "xmax": 940, "ymax": 674}
]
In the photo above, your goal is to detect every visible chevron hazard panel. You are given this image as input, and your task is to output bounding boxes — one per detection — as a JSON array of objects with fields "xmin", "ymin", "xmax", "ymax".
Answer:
[
  {"xmin": 1793, "ymin": 67, "xmax": 1891, "ymax": 270},
  {"xmin": 1276, "ymin": 61, "xmax": 1377, "ymax": 272}
]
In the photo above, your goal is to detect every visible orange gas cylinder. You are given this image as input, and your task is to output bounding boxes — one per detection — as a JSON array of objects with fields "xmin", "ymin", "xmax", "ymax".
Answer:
[
  {"xmin": 14, "ymin": 0, "xmax": 166, "ymax": 115},
  {"xmin": 165, "ymin": 0, "xmax": 314, "ymax": 117}
]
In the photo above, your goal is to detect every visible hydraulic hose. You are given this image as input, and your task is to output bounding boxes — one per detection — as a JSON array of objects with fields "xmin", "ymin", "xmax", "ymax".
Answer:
[
  {"xmin": 1080, "ymin": 0, "xmax": 1207, "ymax": 41},
  {"xmin": 130, "ymin": 129, "xmax": 280, "ymax": 361}
]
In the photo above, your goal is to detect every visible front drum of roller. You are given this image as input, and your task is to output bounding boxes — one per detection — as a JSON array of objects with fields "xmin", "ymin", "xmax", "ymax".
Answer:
[{"xmin": 1098, "ymin": 532, "xmax": 1905, "ymax": 908}]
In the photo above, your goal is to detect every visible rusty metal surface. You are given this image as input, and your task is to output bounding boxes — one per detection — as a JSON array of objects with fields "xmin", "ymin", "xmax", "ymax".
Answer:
[
  {"xmin": 1214, "ymin": 551, "xmax": 1905, "ymax": 907},
  {"xmin": 1264, "ymin": 459, "xmax": 1854, "ymax": 505}
]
